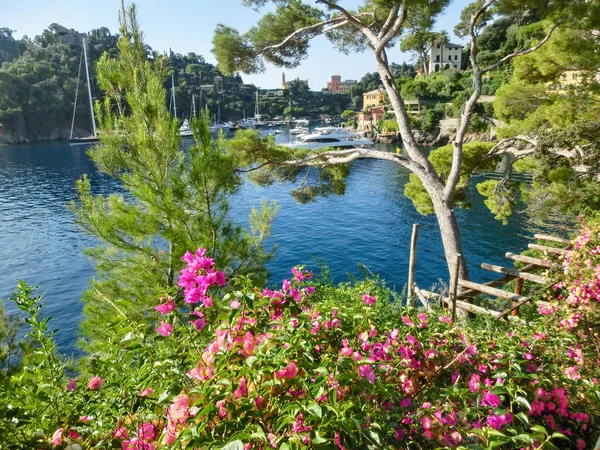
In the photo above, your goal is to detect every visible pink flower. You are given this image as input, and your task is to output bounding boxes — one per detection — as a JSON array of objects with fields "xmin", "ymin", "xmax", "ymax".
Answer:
[
  {"xmin": 88, "ymin": 375, "xmax": 104, "ymax": 390},
  {"xmin": 438, "ymin": 314, "xmax": 453, "ymax": 324},
  {"xmin": 216, "ymin": 399, "xmax": 227, "ymax": 418},
  {"xmin": 156, "ymin": 321, "xmax": 173, "ymax": 337},
  {"xmin": 361, "ymin": 294, "xmax": 376, "ymax": 306},
  {"xmin": 359, "ymin": 364, "xmax": 375, "ymax": 384},
  {"xmin": 230, "ymin": 299, "xmax": 241, "ymax": 309},
  {"xmin": 114, "ymin": 427, "xmax": 129, "ymax": 439},
  {"xmin": 154, "ymin": 297, "xmax": 176, "ymax": 314},
  {"xmin": 79, "ymin": 415, "xmax": 91, "ymax": 423},
  {"xmin": 51, "ymin": 428, "xmax": 63, "ymax": 447},
  {"xmin": 234, "ymin": 377, "xmax": 248, "ymax": 398},
  {"xmin": 335, "ymin": 432, "xmax": 346, "ymax": 450},
  {"xmin": 402, "ymin": 316, "xmax": 414, "ymax": 327},
  {"xmin": 191, "ymin": 310, "xmax": 206, "ymax": 331},
  {"xmin": 138, "ymin": 422, "xmax": 156, "ymax": 441},
  {"xmin": 139, "ymin": 387, "xmax": 153, "ymax": 397},
  {"xmin": 282, "ymin": 279, "xmax": 291, "ymax": 291},
  {"xmin": 168, "ymin": 394, "xmax": 190, "ymax": 424},
  {"xmin": 565, "ymin": 366, "xmax": 582, "ymax": 380},
  {"xmin": 275, "ymin": 362, "xmax": 298, "ymax": 380},
  {"xmin": 66, "ymin": 378, "xmax": 77, "ymax": 391}
]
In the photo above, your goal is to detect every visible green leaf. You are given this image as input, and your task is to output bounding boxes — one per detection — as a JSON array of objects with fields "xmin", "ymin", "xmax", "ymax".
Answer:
[
  {"xmin": 312, "ymin": 431, "xmax": 327, "ymax": 444},
  {"xmin": 516, "ymin": 412, "xmax": 530, "ymax": 427},
  {"xmin": 221, "ymin": 441, "xmax": 245, "ymax": 450},
  {"xmin": 550, "ymin": 432, "xmax": 568, "ymax": 440},
  {"xmin": 530, "ymin": 425, "xmax": 548, "ymax": 436},
  {"xmin": 307, "ymin": 402, "xmax": 322, "ymax": 419},
  {"xmin": 514, "ymin": 396, "xmax": 531, "ymax": 411}
]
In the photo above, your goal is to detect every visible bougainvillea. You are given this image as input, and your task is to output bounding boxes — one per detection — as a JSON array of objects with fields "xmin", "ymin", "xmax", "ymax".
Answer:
[{"xmin": 3, "ymin": 228, "xmax": 600, "ymax": 449}]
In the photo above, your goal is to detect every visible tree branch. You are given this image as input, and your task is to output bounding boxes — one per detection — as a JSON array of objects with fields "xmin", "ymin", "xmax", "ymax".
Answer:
[
  {"xmin": 261, "ymin": 16, "xmax": 347, "ymax": 51},
  {"xmin": 377, "ymin": 4, "xmax": 400, "ymax": 40},
  {"xmin": 482, "ymin": 21, "xmax": 564, "ymax": 74},
  {"xmin": 377, "ymin": 0, "xmax": 408, "ymax": 51},
  {"xmin": 317, "ymin": 0, "xmax": 379, "ymax": 44},
  {"xmin": 237, "ymin": 148, "xmax": 426, "ymax": 176}
]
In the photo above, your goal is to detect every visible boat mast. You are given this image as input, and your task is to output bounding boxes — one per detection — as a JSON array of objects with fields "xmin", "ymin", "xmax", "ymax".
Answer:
[
  {"xmin": 69, "ymin": 49, "xmax": 83, "ymax": 140},
  {"xmin": 171, "ymin": 73, "xmax": 177, "ymax": 118},
  {"xmin": 192, "ymin": 93, "xmax": 196, "ymax": 118},
  {"xmin": 255, "ymin": 90, "xmax": 259, "ymax": 118},
  {"xmin": 82, "ymin": 37, "xmax": 96, "ymax": 137}
]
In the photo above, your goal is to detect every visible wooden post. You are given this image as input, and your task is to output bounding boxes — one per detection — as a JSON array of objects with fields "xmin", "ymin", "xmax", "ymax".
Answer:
[
  {"xmin": 449, "ymin": 254, "xmax": 461, "ymax": 322},
  {"xmin": 407, "ymin": 224, "xmax": 419, "ymax": 305},
  {"xmin": 512, "ymin": 278, "xmax": 524, "ymax": 317}
]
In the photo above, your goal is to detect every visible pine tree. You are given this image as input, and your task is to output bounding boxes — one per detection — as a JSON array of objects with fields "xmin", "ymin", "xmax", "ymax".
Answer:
[{"xmin": 71, "ymin": 4, "xmax": 277, "ymax": 348}]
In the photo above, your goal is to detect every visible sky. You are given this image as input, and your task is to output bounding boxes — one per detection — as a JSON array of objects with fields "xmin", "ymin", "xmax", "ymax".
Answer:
[{"xmin": 3, "ymin": 0, "xmax": 471, "ymax": 90}]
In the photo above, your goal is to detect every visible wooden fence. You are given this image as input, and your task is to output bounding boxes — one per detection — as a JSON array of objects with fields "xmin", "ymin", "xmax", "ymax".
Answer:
[{"xmin": 406, "ymin": 224, "xmax": 571, "ymax": 321}]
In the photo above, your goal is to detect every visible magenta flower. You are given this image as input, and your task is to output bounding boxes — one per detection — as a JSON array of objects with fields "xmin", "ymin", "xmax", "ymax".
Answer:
[
  {"xmin": 362, "ymin": 294, "xmax": 376, "ymax": 306},
  {"xmin": 486, "ymin": 412, "xmax": 512, "ymax": 430},
  {"xmin": 282, "ymin": 279, "xmax": 291, "ymax": 291},
  {"xmin": 564, "ymin": 366, "xmax": 582, "ymax": 380},
  {"xmin": 138, "ymin": 422, "xmax": 156, "ymax": 441},
  {"xmin": 51, "ymin": 428, "xmax": 63, "ymax": 447},
  {"xmin": 156, "ymin": 321, "xmax": 173, "ymax": 337},
  {"xmin": 268, "ymin": 433, "xmax": 277, "ymax": 448},
  {"xmin": 468, "ymin": 374, "xmax": 480, "ymax": 393},
  {"xmin": 359, "ymin": 364, "xmax": 375, "ymax": 384},
  {"xmin": 481, "ymin": 391, "xmax": 501, "ymax": 407},
  {"xmin": 191, "ymin": 310, "xmax": 206, "ymax": 331},
  {"xmin": 154, "ymin": 297, "xmax": 176, "ymax": 314},
  {"xmin": 79, "ymin": 415, "xmax": 91, "ymax": 423},
  {"xmin": 229, "ymin": 298, "xmax": 241, "ymax": 309},
  {"xmin": 88, "ymin": 375, "xmax": 104, "ymax": 390},
  {"xmin": 66, "ymin": 378, "xmax": 77, "ymax": 391}
]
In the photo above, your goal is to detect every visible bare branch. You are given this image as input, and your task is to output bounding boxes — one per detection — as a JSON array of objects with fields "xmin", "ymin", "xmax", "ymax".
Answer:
[
  {"xmin": 482, "ymin": 21, "xmax": 564, "ymax": 74},
  {"xmin": 317, "ymin": 0, "xmax": 379, "ymax": 44},
  {"xmin": 261, "ymin": 16, "xmax": 346, "ymax": 51},
  {"xmin": 443, "ymin": 0, "xmax": 497, "ymax": 200}
]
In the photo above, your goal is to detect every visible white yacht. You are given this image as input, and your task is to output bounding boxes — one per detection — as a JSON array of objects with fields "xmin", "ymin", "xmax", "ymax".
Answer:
[
  {"xmin": 283, "ymin": 128, "xmax": 373, "ymax": 150},
  {"xmin": 180, "ymin": 119, "xmax": 193, "ymax": 137},
  {"xmin": 290, "ymin": 126, "xmax": 309, "ymax": 135}
]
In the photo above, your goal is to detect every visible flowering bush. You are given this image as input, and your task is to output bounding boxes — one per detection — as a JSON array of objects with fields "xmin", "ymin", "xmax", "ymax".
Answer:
[{"xmin": 1, "ymin": 238, "xmax": 600, "ymax": 449}]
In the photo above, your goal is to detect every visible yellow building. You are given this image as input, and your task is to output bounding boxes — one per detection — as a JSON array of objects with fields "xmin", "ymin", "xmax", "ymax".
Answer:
[
  {"xmin": 548, "ymin": 69, "xmax": 593, "ymax": 94},
  {"xmin": 363, "ymin": 88, "xmax": 388, "ymax": 110}
]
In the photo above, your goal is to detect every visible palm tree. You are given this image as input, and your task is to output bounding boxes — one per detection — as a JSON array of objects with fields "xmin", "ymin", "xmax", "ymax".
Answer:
[{"xmin": 434, "ymin": 30, "xmax": 450, "ymax": 71}]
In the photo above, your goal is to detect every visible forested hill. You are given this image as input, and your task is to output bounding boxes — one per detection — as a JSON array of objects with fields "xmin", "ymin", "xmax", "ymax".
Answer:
[{"xmin": 0, "ymin": 24, "xmax": 354, "ymax": 144}]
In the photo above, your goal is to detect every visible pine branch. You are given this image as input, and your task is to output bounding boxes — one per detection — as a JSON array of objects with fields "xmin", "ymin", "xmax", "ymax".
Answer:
[{"xmin": 482, "ymin": 21, "xmax": 564, "ymax": 74}]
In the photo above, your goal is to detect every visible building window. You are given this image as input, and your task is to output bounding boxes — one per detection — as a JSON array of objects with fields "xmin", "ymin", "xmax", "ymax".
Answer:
[
  {"xmin": 572, "ymin": 73, "xmax": 578, "ymax": 79},
  {"xmin": 437, "ymin": 44, "xmax": 440, "ymax": 48},
  {"xmin": 454, "ymin": 65, "xmax": 457, "ymax": 69},
  {"xmin": 454, "ymin": 55, "xmax": 458, "ymax": 60},
  {"xmin": 448, "ymin": 55, "xmax": 452, "ymax": 61},
  {"xmin": 562, "ymin": 73, "xmax": 567, "ymax": 80},
  {"xmin": 436, "ymin": 55, "xmax": 440, "ymax": 62},
  {"xmin": 434, "ymin": 64, "xmax": 440, "ymax": 72}
]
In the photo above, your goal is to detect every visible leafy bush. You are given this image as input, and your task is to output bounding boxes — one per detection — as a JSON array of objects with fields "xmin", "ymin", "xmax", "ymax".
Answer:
[{"xmin": 2, "ymin": 235, "xmax": 600, "ymax": 449}]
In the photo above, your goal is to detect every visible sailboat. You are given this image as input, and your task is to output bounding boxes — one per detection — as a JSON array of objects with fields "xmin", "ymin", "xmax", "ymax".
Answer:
[
  {"xmin": 69, "ymin": 37, "xmax": 99, "ymax": 145},
  {"xmin": 179, "ymin": 92, "xmax": 194, "ymax": 138},
  {"xmin": 253, "ymin": 91, "xmax": 265, "ymax": 128}
]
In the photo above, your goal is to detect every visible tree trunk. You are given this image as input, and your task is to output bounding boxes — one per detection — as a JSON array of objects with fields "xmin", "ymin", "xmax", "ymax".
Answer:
[
  {"xmin": 430, "ymin": 194, "xmax": 469, "ymax": 280},
  {"xmin": 372, "ymin": 49, "xmax": 469, "ymax": 281}
]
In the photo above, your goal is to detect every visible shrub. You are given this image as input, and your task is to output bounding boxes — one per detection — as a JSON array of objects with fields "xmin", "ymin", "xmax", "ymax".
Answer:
[{"xmin": 2, "ymin": 235, "xmax": 600, "ymax": 449}]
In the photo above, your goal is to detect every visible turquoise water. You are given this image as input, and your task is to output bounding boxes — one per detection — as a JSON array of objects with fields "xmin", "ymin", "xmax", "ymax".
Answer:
[{"xmin": 0, "ymin": 135, "xmax": 535, "ymax": 352}]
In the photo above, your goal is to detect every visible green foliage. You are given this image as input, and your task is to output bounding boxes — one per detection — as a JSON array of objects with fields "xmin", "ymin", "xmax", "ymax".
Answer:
[
  {"xmin": 476, "ymin": 179, "xmax": 516, "ymax": 224},
  {"xmin": 0, "ymin": 299, "xmax": 21, "ymax": 373},
  {"xmin": 405, "ymin": 141, "xmax": 498, "ymax": 214},
  {"xmin": 70, "ymin": 5, "xmax": 277, "ymax": 349}
]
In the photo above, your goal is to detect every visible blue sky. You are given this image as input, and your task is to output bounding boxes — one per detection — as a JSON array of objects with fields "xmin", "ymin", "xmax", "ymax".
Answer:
[{"xmin": 4, "ymin": 0, "xmax": 470, "ymax": 89}]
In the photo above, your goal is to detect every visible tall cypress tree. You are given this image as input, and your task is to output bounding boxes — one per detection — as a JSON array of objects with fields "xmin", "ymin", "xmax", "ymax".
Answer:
[{"xmin": 71, "ymin": 3, "xmax": 277, "ymax": 348}]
